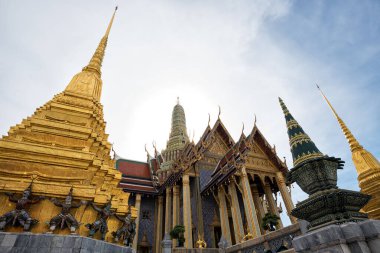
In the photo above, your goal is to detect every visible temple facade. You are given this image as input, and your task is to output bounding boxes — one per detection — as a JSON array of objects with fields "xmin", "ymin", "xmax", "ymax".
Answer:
[{"xmin": 116, "ymin": 101, "xmax": 296, "ymax": 252}]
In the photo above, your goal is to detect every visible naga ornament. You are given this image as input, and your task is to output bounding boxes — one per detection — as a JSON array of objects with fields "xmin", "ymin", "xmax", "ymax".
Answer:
[{"xmin": 0, "ymin": 183, "xmax": 44, "ymax": 231}]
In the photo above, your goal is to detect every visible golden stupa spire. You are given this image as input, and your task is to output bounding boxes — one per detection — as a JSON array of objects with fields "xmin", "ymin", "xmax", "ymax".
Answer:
[
  {"xmin": 82, "ymin": 6, "xmax": 118, "ymax": 76},
  {"xmin": 65, "ymin": 7, "xmax": 118, "ymax": 100},
  {"xmin": 317, "ymin": 85, "xmax": 362, "ymax": 152},
  {"xmin": 318, "ymin": 85, "xmax": 380, "ymax": 219}
]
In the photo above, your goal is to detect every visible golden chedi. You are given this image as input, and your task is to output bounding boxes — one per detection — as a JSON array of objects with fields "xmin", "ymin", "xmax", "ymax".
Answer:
[
  {"xmin": 318, "ymin": 86, "xmax": 380, "ymax": 219},
  {"xmin": 0, "ymin": 7, "xmax": 136, "ymax": 241}
]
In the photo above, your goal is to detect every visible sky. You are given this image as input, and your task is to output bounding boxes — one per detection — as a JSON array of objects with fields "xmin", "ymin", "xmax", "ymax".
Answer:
[{"xmin": 0, "ymin": 0, "xmax": 379, "ymax": 226}]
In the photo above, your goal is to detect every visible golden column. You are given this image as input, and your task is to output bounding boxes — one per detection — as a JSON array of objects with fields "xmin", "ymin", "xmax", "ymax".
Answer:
[
  {"xmin": 217, "ymin": 186, "xmax": 232, "ymax": 245},
  {"xmin": 172, "ymin": 185, "xmax": 180, "ymax": 247},
  {"xmin": 182, "ymin": 174, "xmax": 193, "ymax": 248},
  {"xmin": 251, "ymin": 184, "xmax": 265, "ymax": 233},
  {"xmin": 263, "ymin": 182, "xmax": 283, "ymax": 228},
  {"xmin": 155, "ymin": 196, "xmax": 164, "ymax": 253},
  {"xmin": 276, "ymin": 172, "xmax": 297, "ymax": 224},
  {"xmin": 132, "ymin": 194, "xmax": 142, "ymax": 250},
  {"xmin": 240, "ymin": 167, "xmax": 261, "ymax": 237},
  {"xmin": 227, "ymin": 183, "xmax": 244, "ymax": 243},
  {"xmin": 165, "ymin": 188, "xmax": 172, "ymax": 234}
]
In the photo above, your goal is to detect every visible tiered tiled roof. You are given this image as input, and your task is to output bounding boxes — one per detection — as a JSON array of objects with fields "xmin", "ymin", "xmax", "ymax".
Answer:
[
  {"xmin": 116, "ymin": 158, "xmax": 158, "ymax": 195},
  {"xmin": 201, "ymin": 124, "xmax": 288, "ymax": 196}
]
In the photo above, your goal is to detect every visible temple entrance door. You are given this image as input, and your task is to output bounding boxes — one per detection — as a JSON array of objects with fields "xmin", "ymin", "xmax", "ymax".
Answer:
[
  {"xmin": 214, "ymin": 226, "xmax": 222, "ymax": 247},
  {"xmin": 228, "ymin": 217, "xmax": 236, "ymax": 245}
]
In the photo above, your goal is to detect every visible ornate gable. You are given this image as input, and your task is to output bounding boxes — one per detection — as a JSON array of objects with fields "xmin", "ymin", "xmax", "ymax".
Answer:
[
  {"xmin": 207, "ymin": 133, "xmax": 230, "ymax": 156},
  {"xmin": 244, "ymin": 126, "xmax": 288, "ymax": 175}
]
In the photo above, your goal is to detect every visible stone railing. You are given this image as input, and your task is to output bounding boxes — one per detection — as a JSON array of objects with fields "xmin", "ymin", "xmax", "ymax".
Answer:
[
  {"xmin": 225, "ymin": 224, "xmax": 301, "ymax": 253},
  {"xmin": 169, "ymin": 224, "xmax": 301, "ymax": 253},
  {"xmin": 173, "ymin": 249, "xmax": 219, "ymax": 253}
]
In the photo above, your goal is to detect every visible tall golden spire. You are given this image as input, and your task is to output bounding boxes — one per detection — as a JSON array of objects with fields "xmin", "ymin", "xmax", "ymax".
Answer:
[
  {"xmin": 82, "ymin": 6, "xmax": 118, "ymax": 76},
  {"xmin": 317, "ymin": 85, "xmax": 362, "ymax": 152},
  {"xmin": 65, "ymin": 7, "xmax": 117, "ymax": 100},
  {"xmin": 317, "ymin": 85, "xmax": 380, "ymax": 219}
]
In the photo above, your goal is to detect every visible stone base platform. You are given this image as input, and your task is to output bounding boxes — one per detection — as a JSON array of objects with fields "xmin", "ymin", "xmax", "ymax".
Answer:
[
  {"xmin": 292, "ymin": 220, "xmax": 380, "ymax": 253},
  {"xmin": 0, "ymin": 232, "xmax": 134, "ymax": 253}
]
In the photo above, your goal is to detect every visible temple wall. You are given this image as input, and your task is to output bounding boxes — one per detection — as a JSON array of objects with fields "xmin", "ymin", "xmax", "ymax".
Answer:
[
  {"xmin": 201, "ymin": 194, "xmax": 218, "ymax": 248},
  {"xmin": 138, "ymin": 197, "xmax": 156, "ymax": 253}
]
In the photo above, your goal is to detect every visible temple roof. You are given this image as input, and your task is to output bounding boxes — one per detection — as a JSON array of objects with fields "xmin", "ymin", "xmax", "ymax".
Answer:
[
  {"xmin": 201, "ymin": 124, "xmax": 288, "ymax": 195},
  {"xmin": 116, "ymin": 158, "xmax": 158, "ymax": 195}
]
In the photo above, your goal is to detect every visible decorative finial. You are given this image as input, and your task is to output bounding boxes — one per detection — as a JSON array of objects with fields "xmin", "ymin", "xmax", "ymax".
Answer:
[
  {"xmin": 82, "ymin": 7, "xmax": 117, "ymax": 76},
  {"xmin": 317, "ymin": 85, "xmax": 362, "ymax": 152},
  {"xmin": 241, "ymin": 122, "xmax": 245, "ymax": 135},
  {"xmin": 254, "ymin": 114, "xmax": 257, "ymax": 126},
  {"xmin": 144, "ymin": 144, "xmax": 151, "ymax": 159},
  {"xmin": 208, "ymin": 113, "xmax": 211, "ymax": 127},
  {"xmin": 115, "ymin": 6, "xmax": 118, "ymax": 11},
  {"xmin": 177, "ymin": 97, "xmax": 180, "ymax": 105},
  {"xmin": 218, "ymin": 105, "xmax": 221, "ymax": 119},
  {"xmin": 152, "ymin": 141, "xmax": 158, "ymax": 156}
]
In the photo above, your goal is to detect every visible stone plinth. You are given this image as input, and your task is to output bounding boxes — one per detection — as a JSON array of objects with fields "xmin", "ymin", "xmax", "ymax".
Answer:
[
  {"xmin": 0, "ymin": 232, "xmax": 133, "ymax": 253},
  {"xmin": 292, "ymin": 220, "xmax": 380, "ymax": 253},
  {"xmin": 162, "ymin": 234, "xmax": 173, "ymax": 253},
  {"xmin": 292, "ymin": 188, "xmax": 370, "ymax": 230}
]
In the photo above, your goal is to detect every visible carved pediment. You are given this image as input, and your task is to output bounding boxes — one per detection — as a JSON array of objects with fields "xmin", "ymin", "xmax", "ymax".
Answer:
[{"xmin": 207, "ymin": 134, "xmax": 229, "ymax": 156}]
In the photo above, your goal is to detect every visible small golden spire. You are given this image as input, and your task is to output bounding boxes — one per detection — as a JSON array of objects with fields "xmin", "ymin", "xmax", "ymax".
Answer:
[
  {"xmin": 218, "ymin": 105, "xmax": 221, "ymax": 119},
  {"xmin": 82, "ymin": 7, "xmax": 118, "ymax": 76},
  {"xmin": 317, "ymin": 84, "xmax": 362, "ymax": 152}
]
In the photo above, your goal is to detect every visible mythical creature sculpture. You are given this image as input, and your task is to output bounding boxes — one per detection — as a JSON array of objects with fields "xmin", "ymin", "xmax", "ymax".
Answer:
[
  {"xmin": 0, "ymin": 183, "xmax": 44, "ymax": 231},
  {"xmin": 112, "ymin": 210, "xmax": 136, "ymax": 247},
  {"xmin": 48, "ymin": 187, "xmax": 84, "ymax": 234},
  {"xmin": 85, "ymin": 201, "xmax": 114, "ymax": 240}
]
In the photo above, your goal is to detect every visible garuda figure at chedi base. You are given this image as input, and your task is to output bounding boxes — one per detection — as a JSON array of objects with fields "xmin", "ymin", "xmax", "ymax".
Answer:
[
  {"xmin": 85, "ymin": 200, "xmax": 114, "ymax": 240},
  {"xmin": 48, "ymin": 187, "xmax": 85, "ymax": 234},
  {"xmin": 112, "ymin": 209, "xmax": 136, "ymax": 247},
  {"xmin": 0, "ymin": 182, "xmax": 44, "ymax": 231}
]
